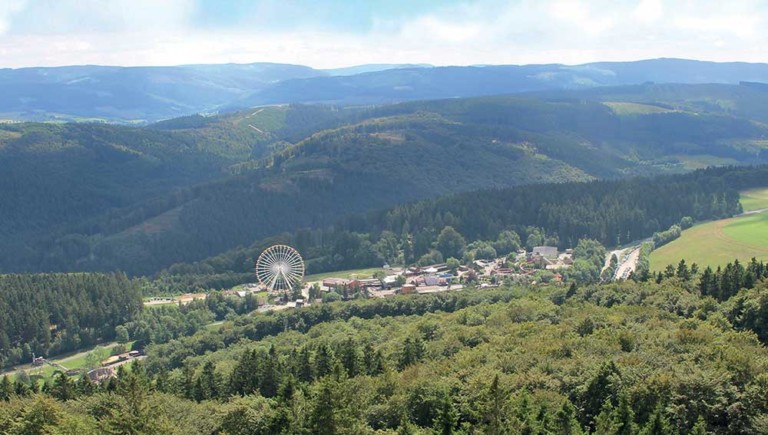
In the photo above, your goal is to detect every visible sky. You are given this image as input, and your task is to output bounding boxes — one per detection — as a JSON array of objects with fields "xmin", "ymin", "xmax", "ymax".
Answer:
[{"xmin": 0, "ymin": 0, "xmax": 766, "ymax": 69}]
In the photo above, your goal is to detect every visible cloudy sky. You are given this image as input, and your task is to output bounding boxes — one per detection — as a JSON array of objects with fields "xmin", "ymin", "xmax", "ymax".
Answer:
[{"xmin": 0, "ymin": 0, "xmax": 766, "ymax": 68}]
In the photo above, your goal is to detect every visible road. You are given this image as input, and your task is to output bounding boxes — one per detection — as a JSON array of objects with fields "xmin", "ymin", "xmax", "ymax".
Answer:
[
  {"xmin": 1, "ymin": 341, "xmax": 119, "ymax": 377},
  {"xmin": 738, "ymin": 207, "xmax": 768, "ymax": 217},
  {"xmin": 614, "ymin": 247, "xmax": 641, "ymax": 280},
  {"xmin": 603, "ymin": 248, "xmax": 627, "ymax": 274}
]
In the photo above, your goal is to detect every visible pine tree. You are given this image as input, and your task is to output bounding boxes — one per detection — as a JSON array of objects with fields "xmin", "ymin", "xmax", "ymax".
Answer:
[
  {"xmin": 298, "ymin": 346, "xmax": 313, "ymax": 382},
  {"xmin": 155, "ymin": 368, "xmax": 169, "ymax": 393},
  {"xmin": 196, "ymin": 361, "xmax": 219, "ymax": 401},
  {"xmin": 484, "ymin": 374, "xmax": 505, "ymax": 434},
  {"xmin": 641, "ymin": 404, "xmax": 671, "ymax": 435},
  {"xmin": 181, "ymin": 363, "xmax": 195, "ymax": 400},
  {"xmin": 614, "ymin": 391, "xmax": 637, "ymax": 435},
  {"xmin": 594, "ymin": 400, "xmax": 618, "ymax": 434},
  {"xmin": 433, "ymin": 393, "xmax": 458, "ymax": 435},
  {"xmin": 676, "ymin": 260, "xmax": 690, "ymax": 281},
  {"xmin": 0, "ymin": 375, "xmax": 12, "ymax": 401},
  {"xmin": 689, "ymin": 416, "xmax": 708, "ymax": 435},
  {"xmin": 370, "ymin": 350, "xmax": 385, "ymax": 375},
  {"xmin": 259, "ymin": 346, "xmax": 280, "ymax": 398},
  {"xmin": 566, "ymin": 282, "xmax": 578, "ymax": 299},
  {"xmin": 77, "ymin": 373, "xmax": 95, "ymax": 396},
  {"xmin": 555, "ymin": 400, "xmax": 583, "ymax": 435},
  {"xmin": 581, "ymin": 361, "xmax": 621, "ymax": 430},
  {"xmin": 309, "ymin": 380, "xmax": 337, "ymax": 435},
  {"xmin": 699, "ymin": 267, "xmax": 714, "ymax": 296},
  {"xmin": 398, "ymin": 337, "xmax": 415, "ymax": 370},
  {"xmin": 51, "ymin": 373, "xmax": 75, "ymax": 401},
  {"xmin": 315, "ymin": 344, "xmax": 334, "ymax": 378},
  {"xmin": 340, "ymin": 337, "xmax": 359, "ymax": 377}
]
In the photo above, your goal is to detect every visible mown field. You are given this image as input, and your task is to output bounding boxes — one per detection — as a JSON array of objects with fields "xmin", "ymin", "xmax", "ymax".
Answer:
[
  {"xmin": 650, "ymin": 188, "xmax": 768, "ymax": 270},
  {"xmin": 740, "ymin": 187, "xmax": 768, "ymax": 212},
  {"xmin": 304, "ymin": 267, "xmax": 387, "ymax": 282}
]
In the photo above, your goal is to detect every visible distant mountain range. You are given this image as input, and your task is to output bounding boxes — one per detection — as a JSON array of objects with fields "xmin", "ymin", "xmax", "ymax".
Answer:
[{"xmin": 3, "ymin": 58, "xmax": 768, "ymax": 122}]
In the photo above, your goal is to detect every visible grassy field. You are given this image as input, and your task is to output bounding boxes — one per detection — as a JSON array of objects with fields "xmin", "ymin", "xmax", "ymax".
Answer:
[
  {"xmin": 305, "ymin": 267, "xmax": 388, "ymax": 282},
  {"xmin": 740, "ymin": 188, "xmax": 768, "ymax": 212},
  {"xmin": 5, "ymin": 342, "xmax": 126, "ymax": 381},
  {"xmin": 673, "ymin": 155, "xmax": 740, "ymax": 171},
  {"xmin": 603, "ymin": 102, "xmax": 673, "ymax": 115},
  {"xmin": 650, "ymin": 189, "xmax": 768, "ymax": 270}
]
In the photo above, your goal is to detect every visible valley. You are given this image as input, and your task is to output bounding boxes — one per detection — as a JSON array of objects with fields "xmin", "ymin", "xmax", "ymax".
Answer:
[
  {"xmin": 3, "ymin": 91, "xmax": 768, "ymax": 276},
  {"xmin": 3, "ymin": 55, "xmax": 768, "ymax": 433}
]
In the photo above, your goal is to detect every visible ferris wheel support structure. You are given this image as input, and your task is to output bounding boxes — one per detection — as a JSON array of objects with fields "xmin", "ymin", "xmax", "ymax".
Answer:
[{"xmin": 255, "ymin": 245, "xmax": 305, "ymax": 295}]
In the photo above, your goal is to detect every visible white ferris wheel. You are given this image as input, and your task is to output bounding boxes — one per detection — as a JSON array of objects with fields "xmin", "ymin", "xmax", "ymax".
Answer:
[{"xmin": 256, "ymin": 245, "xmax": 305, "ymax": 292}]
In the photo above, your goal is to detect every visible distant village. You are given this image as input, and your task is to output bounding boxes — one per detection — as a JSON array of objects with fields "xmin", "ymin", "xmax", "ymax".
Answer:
[
  {"xmin": 144, "ymin": 245, "xmax": 576, "ymax": 311},
  {"xmin": 235, "ymin": 245, "xmax": 573, "ymax": 309},
  {"xmin": 315, "ymin": 245, "xmax": 574, "ymax": 298}
]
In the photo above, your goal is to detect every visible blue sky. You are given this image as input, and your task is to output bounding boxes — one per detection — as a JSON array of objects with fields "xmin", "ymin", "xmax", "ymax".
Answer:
[{"xmin": 0, "ymin": 0, "xmax": 766, "ymax": 68}]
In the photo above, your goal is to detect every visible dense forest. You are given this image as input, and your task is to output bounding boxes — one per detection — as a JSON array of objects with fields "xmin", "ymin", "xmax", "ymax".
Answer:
[
  {"xmin": 0, "ymin": 105, "xmax": 351, "ymax": 274},
  {"xmin": 4, "ymin": 92, "xmax": 768, "ymax": 275},
  {"xmin": 3, "ymin": 272, "xmax": 768, "ymax": 433},
  {"xmin": 160, "ymin": 165, "xmax": 765, "ymax": 291},
  {"xmin": 0, "ymin": 273, "xmax": 142, "ymax": 368}
]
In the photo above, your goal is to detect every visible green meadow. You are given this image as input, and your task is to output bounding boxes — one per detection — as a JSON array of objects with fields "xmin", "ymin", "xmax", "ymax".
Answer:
[{"xmin": 650, "ymin": 189, "xmax": 768, "ymax": 270}]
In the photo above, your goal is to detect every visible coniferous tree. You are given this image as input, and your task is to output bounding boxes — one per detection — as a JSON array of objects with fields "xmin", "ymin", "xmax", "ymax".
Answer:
[
  {"xmin": 676, "ymin": 259, "xmax": 690, "ymax": 281},
  {"xmin": 614, "ymin": 391, "xmax": 637, "ymax": 435},
  {"xmin": 641, "ymin": 404, "xmax": 672, "ymax": 435},
  {"xmin": 315, "ymin": 344, "xmax": 334, "ymax": 379},
  {"xmin": 298, "ymin": 346, "xmax": 313, "ymax": 383},
  {"xmin": 309, "ymin": 380, "xmax": 338, "ymax": 435},
  {"xmin": 259, "ymin": 346, "xmax": 280, "ymax": 398},
  {"xmin": 50, "ymin": 373, "xmax": 75, "ymax": 401},
  {"xmin": 433, "ymin": 393, "xmax": 458, "ymax": 435},
  {"xmin": 0, "ymin": 375, "xmax": 12, "ymax": 401},
  {"xmin": 484, "ymin": 375, "xmax": 505, "ymax": 435},
  {"xmin": 555, "ymin": 400, "xmax": 583, "ymax": 435},
  {"xmin": 339, "ymin": 337, "xmax": 359, "ymax": 377},
  {"xmin": 581, "ymin": 361, "xmax": 621, "ymax": 430},
  {"xmin": 690, "ymin": 416, "xmax": 708, "ymax": 435},
  {"xmin": 194, "ymin": 361, "xmax": 219, "ymax": 401},
  {"xmin": 595, "ymin": 400, "xmax": 619, "ymax": 434}
]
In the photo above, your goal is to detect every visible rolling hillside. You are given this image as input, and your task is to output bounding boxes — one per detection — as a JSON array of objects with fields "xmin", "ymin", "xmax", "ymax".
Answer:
[
  {"xmin": 0, "ymin": 105, "xmax": 354, "ymax": 272},
  {"xmin": 11, "ymin": 94, "xmax": 768, "ymax": 276},
  {"xmin": 235, "ymin": 58, "xmax": 768, "ymax": 107},
  {"xmin": 6, "ymin": 58, "xmax": 768, "ymax": 122},
  {"xmin": 532, "ymin": 81, "xmax": 768, "ymax": 125}
]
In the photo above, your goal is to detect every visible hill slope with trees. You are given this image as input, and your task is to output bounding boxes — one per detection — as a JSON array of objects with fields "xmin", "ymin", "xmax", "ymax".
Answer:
[
  {"xmin": 6, "ymin": 94, "xmax": 768, "ymax": 275},
  {"xmin": 4, "ymin": 276, "xmax": 768, "ymax": 433},
  {"xmin": 160, "ymin": 165, "xmax": 766, "ymax": 290}
]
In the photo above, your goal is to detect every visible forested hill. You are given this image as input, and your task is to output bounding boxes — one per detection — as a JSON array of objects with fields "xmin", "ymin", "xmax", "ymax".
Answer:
[
  {"xmin": 5, "ymin": 279, "xmax": 768, "ymax": 433},
  {"xmin": 14, "ymin": 93, "xmax": 768, "ymax": 276},
  {"xmin": 6, "ymin": 58, "xmax": 768, "ymax": 122},
  {"xmin": 0, "ymin": 105, "xmax": 353, "ymax": 273},
  {"xmin": 234, "ymin": 58, "xmax": 768, "ymax": 107},
  {"xmin": 530, "ymin": 81, "xmax": 768, "ymax": 124},
  {"xmin": 0, "ymin": 62, "xmax": 323, "ymax": 123},
  {"xmin": 163, "ymin": 165, "xmax": 767, "ymax": 290}
]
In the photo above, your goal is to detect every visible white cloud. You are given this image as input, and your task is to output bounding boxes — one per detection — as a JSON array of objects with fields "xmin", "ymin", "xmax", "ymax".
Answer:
[
  {"xmin": 6, "ymin": 0, "xmax": 195, "ymax": 34},
  {"xmin": 0, "ymin": 0, "xmax": 27, "ymax": 34},
  {"xmin": 0, "ymin": 0, "xmax": 766, "ymax": 68},
  {"xmin": 633, "ymin": 0, "xmax": 663, "ymax": 24}
]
